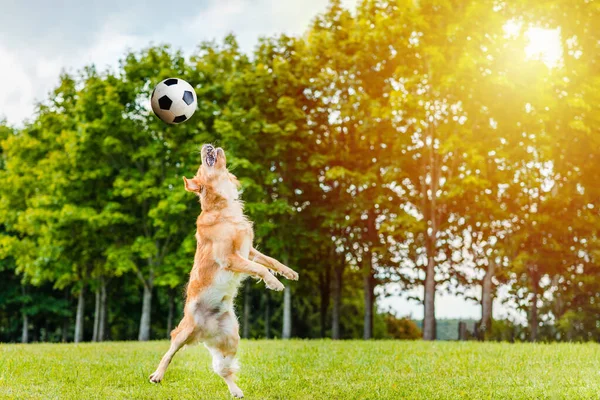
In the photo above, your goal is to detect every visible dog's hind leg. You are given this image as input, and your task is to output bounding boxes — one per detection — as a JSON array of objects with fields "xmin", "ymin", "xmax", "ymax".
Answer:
[
  {"xmin": 149, "ymin": 316, "xmax": 195, "ymax": 383},
  {"xmin": 205, "ymin": 312, "xmax": 243, "ymax": 398}
]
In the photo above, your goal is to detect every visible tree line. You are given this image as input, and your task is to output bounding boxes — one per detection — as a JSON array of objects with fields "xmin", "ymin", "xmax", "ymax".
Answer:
[{"xmin": 1, "ymin": 0, "xmax": 599, "ymax": 343}]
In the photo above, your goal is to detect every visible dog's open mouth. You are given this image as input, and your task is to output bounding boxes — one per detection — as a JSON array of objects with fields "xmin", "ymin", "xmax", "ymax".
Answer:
[{"xmin": 204, "ymin": 145, "xmax": 217, "ymax": 167}]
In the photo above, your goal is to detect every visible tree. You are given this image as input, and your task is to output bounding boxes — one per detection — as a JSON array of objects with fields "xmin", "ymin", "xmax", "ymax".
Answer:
[{"xmin": 303, "ymin": 0, "xmax": 416, "ymax": 339}]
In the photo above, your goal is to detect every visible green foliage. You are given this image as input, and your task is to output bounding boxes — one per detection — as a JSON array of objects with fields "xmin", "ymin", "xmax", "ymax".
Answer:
[{"xmin": 1, "ymin": 0, "xmax": 600, "ymax": 343}]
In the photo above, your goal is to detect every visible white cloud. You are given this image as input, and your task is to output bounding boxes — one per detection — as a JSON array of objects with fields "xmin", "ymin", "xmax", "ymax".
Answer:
[
  {"xmin": 81, "ymin": 21, "xmax": 146, "ymax": 71},
  {"xmin": 182, "ymin": 0, "xmax": 358, "ymax": 53},
  {"xmin": 0, "ymin": 21, "xmax": 146, "ymax": 126},
  {"xmin": 0, "ymin": 45, "xmax": 35, "ymax": 124}
]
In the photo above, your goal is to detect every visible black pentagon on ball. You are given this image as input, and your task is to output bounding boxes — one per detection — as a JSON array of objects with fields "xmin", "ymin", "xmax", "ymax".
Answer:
[
  {"xmin": 164, "ymin": 78, "xmax": 178, "ymax": 86},
  {"xmin": 158, "ymin": 95, "xmax": 173, "ymax": 110},
  {"xmin": 173, "ymin": 115, "xmax": 187, "ymax": 123},
  {"xmin": 182, "ymin": 90, "xmax": 194, "ymax": 105}
]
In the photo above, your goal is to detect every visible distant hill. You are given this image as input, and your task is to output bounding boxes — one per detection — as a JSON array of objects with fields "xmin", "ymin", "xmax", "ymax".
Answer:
[{"xmin": 414, "ymin": 319, "xmax": 479, "ymax": 340}]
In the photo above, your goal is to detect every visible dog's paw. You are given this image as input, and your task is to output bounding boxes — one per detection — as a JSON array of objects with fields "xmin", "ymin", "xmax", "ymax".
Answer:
[
  {"xmin": 281, "ymin": 267, "xmax": 299, "ymax": 281},
  {"xmin": 226, "ymin": 380, "xmax": 244, "ymax": 398},
  {"xmin": 149, "ymin": 371, "xmax": 163, "ymax": 384},
  {"xmin": 229, "ymin": 387, "xmax": 244, "ymax": 398},
  {"xmin": 265, "ymin": 278, "xmax": 284, "ymax": 291}
]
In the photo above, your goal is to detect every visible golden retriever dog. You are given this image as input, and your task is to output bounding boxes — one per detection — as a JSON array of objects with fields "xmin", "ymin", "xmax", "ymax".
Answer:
[{"xmin": 149, "ymin": 144, "xmax": 299, "ymax": 398}]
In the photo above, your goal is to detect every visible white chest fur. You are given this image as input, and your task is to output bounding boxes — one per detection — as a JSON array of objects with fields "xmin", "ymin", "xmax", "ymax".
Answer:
[{"xmin": 199, "ymin": 226, "xmax": 251, "ymax": 315}]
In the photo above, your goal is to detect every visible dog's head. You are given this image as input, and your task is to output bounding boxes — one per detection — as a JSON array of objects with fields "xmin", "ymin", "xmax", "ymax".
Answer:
[{"xmin": 183, "ymin": 144, "xmax": 241, "ymax": 209}]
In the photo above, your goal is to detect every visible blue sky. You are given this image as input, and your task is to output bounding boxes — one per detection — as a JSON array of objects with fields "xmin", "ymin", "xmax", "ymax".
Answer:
[{"xmin": 0, "ymin": 0, "xmax": 512, "ymax": 322}]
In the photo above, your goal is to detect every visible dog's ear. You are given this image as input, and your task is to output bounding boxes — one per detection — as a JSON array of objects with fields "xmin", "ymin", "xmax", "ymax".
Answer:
[{"xmin": 183, "ymin": 177, "xmax": 201, "ymax": 193}]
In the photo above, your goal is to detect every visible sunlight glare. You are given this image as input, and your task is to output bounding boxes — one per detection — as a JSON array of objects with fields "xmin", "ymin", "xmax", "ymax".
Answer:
[
  {"xmin": 503, "ymin": 20, "xmax": 522, "ymax": 38},
  {"xmin": 525, "ymin": 27, "xmax": 562, "ymax": 68},
  {"xmin": 503, "ymin": 20, "xmax": 563, "ymax": 68}
]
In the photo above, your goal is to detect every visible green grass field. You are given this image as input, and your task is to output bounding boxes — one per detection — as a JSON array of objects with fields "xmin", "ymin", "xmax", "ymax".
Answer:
[{"xmin": 1, "ymin": 340, "xmax": 600, "ymax": 399}]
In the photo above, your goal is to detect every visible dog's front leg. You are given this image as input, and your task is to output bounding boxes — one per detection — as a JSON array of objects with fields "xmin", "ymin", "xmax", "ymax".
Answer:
[
  {"xmin": 227, "ymin": 254, "xmax": 284, "ymax": 291},
  {"xmin": 250, "ymin": 248, "xmax": 299, "ymax": 280}
]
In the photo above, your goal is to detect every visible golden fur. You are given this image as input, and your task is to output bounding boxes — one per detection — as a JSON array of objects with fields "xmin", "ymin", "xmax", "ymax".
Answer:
[{"xmin": 149, "ymin": 144, "xmax": 299, "ymax": 398}]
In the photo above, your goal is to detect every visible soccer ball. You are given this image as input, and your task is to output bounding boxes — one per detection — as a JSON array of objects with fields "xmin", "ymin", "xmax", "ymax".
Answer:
[{"xmin": 150, "ymin": 78, "xmax": 197, "ymax": 124}]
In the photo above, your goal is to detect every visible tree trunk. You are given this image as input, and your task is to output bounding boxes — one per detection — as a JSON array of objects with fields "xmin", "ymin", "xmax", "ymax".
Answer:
[
  {"xmin": 43, "ymin": 318, "xmax": 49, "ymax": 342},
  {"xmin": 138, "ymin": 283, "xmax": 153, "ymax": 341},
  {"xmin": 167, "ymin": 288, "xmax": 175, "ymax": 338},
  {"xmin": 62, "ymin": 318, "xmax": 69, "ymax": 343},
  {"xmin": 32, "ymin": 324, "xmax": 39, "ymax": 342},
  {"xmin": 282, "ymin": 254, "xmax": 292, "ymax": 339},
  {"xmin": 530, "ymin": 291, "xmax": 538, "ymax": 342},
  {"xmin": 319, "ymin": 263, "xmax": 331, "ymax": 338},
  {"xmin": 264, "ymin": 291, "xmax": 271, "ymax": 339},
  {"xmin": 423, "ymin": 217, "xmax": 438, "ymax": 340},
  {"xmin": 21, "ymin": 285, "xmax": 28, "ymax": 344},
  {"xmin": 363, "ymin": 211, "xmax": 377, "ymax": 340},
  {"xmin": 264, "ymin": 297, "xmax": 271, "ymax": 339},
  {"xmin": 332, "ymin": 262, "xmax": 344, "ymax": 340},
  {"xmin": 423, "ymin": 254, "xmax": 437, "ymax": 341},
  {"xmin": 529, "ymin": 268, "xmax": 539, "ymax": 342},
  {"xmin": 363, "ymin": 267, "xmax": 374, "ymax": 340},
  {"xmin": 21, "ymin": 312, "xmax": 28, "ymax": 344},
  {"xmin": 480, "ymin": 257, "xmax": 496, "ymax": 339},
  {"xmin": 92, "ymin": 287, "xmax": 100, "ymax": 342},
  {"xmin": 98, "ymin": 277, "xmax": 107, "ymax": 342},
  {"xmin": 423, "ymin": 121, "xmax": 439, "ymax": 341},
  {"xmin": 458, "ymin": 321, "xmax": 467, "ymax": 341},
  {"xmin": 243, "ymin": 280, "xmax": 251, "ymax": 339},
  {"xmin": 74, "ymin": 283, "xmax": 86, "ymax": 343},
  {"xmin": 62, "ymin": 289, "xmax": 69, "ymax": 342},
  {"xmin": 282, "ymin": 286, "xmax": 292, "ymax": 339},
  {"xmin": 552, "ymin": 275, "xmax": 563, "ymax": 317}
]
